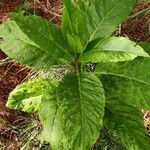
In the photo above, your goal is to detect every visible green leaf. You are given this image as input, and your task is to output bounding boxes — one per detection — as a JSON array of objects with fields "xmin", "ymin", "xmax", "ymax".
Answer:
[
  {"xmin": 95, "ymin": 57, "xmax": 150, "ymax": 108},
  {"xmin": 6, "ymin": 78, "xmax": 57, "ymax": 113},
  {"xmin": 62, "ymin": 0, "xmax": 88, "ymax": 54},
  {"xmin": 39, "ymin": 73, "xmax": 105, "ymax": 150},
  {"xmin": 9, "ymin": 13, "xmax": 71, "ymax": 62},
  {"xmin": 80, "ymin": 37, "xmax": 149, "ymax": 63},
  {"xmin": 104, "ymin": 101, "xmax": 150, "ymax": 150},
  {"xmin": 138, "ymin": 42, "xmax": 150, "ymax": 55},
  {"xmin": 0, "ymin": 20, "xmax": 59, "ymax": 69},
  {"xmin": 84, "ymin": 0, "xmax": 137, "ymax": 44}
]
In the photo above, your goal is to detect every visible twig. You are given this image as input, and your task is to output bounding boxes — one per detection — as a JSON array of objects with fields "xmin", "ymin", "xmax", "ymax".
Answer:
[{"xmin": 128, "ymin": 8, "xmax": 150, "ymax": 19}]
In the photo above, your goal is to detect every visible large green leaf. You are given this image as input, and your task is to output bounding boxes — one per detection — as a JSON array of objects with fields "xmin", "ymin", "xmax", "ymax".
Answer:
[
  {"xmin": 79, "ymin": 37, "xmax": 149, "ymax": 63},
  {"xmin": 84, "ymin": 0, "xmax": 137, "ymax": 46},
  {"xmin": 6, "ymin": 78, "xmax": 57, "ymax": 113},
  {"xmin": 39, "ymin": 73, "xmax": 105, "ymax": 150},
  {"xmin": 0, "ymin": 20, "xmax": 58, "ymax": 69},
  {"xmin": 95, "ymin": 57, "xmax": 150, "ymax": 108},
  {"xmin": 9, "ymin": 13, "xmax": 71, "ymax": 62},
  {"xmin": 104, "ymin": 100, "xmax": 150, "ymax": 150}
]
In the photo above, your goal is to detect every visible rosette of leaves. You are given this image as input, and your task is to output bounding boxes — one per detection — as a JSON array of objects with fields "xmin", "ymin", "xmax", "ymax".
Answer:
[{"xmin": 0, "ymin": 0, "xmax": 150, "ymax": 149}]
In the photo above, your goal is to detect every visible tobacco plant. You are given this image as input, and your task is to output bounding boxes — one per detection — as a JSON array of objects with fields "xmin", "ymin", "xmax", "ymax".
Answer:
[{"xmin": 0, "ymin": 0, "xmax": 150, "ymax": 149}]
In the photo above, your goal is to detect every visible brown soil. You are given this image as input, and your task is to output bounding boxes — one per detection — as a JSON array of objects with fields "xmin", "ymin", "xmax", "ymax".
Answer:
[
  {"xmin": 0, "ymin": 52, "xmax": 30, "ymax": 125},
  {"xmin": 0, "ymin": 0, "xmax": 150, "ymax": 149},
  {"xmin": 0, "ymin": 0, "xmax": 24, "ymax": 23},
  {"xmin": 115, "ymin": 1, "xmax": 150, "ymax": 42},
  {"xmin": 30, "ymin": 0, "xmax": 62, "ymax": 25},
  {"xmin": 0, "ymin": 51, "xmax": 31, "ymax": 149},
  {"xmin": 0, "ymin": 0, "xmax": 62, "ymax": 24}
]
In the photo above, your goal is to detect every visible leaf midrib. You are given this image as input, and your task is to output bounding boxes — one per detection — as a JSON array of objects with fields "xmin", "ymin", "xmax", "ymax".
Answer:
[
  {"xmin": 77, "ymin": 73, "xmax": 83, "ymax": 149},
  {"xmin": 82, "ymin": 49, "xmax": 147, "ymax": 55}
]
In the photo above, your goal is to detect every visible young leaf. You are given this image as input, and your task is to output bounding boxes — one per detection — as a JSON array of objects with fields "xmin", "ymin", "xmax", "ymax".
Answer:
[
  {"xmin": 0, "ymin": 20, "xmax": 57, "ymax": 69},
  {"xmin": 62, "ymin": 0, "xmax": 88, "ymax": 53},
  {"xmin": 95, "ymin": 58, "xmax": 150, "ymax": 108},
  {"xmin": 9, "ymin": 13, "xmax": 71, "ymax": 62},
  {"xmin": 6, "ymin": 78, "xmax": 57, "ymax": 113},
  {"xmin": 104, "ymin": 101, "xmax": 150, "ymax": 150},
  {"xmin": 79, "ymin": 37, "xmax": 149, "ymax": 63},
  {"xmin": 39, "ymin": 73, "xmax": 105, "ymax": 150}
]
